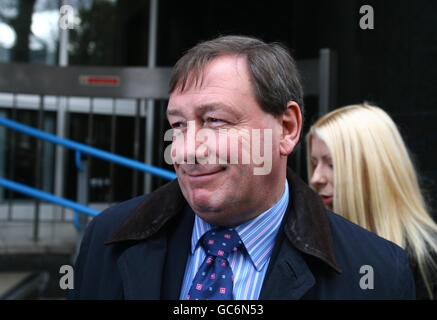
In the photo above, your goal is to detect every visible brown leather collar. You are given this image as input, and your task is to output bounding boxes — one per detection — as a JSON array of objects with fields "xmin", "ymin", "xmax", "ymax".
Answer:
[{"xmin": 104, "ymin": 168, "xmax": 342, "ymax": 273}]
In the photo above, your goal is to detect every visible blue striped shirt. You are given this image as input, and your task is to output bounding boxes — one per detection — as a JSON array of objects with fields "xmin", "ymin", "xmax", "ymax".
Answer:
[{"xmin": 179, "ymin": 179, "xmax": 289, "ymax": 300}]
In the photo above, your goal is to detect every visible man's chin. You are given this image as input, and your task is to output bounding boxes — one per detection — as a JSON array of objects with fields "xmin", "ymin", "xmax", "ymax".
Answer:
[
  {"xmin": 185, "ymin": 191, "xmax": 229, "ymax": 225},
  {"xmin": 193, "ymin": 209, "xmax": 235, "ymax": 227},
  {"xmin": 188, "ymin": 190, "xmax": 219, "ymax": 213}
]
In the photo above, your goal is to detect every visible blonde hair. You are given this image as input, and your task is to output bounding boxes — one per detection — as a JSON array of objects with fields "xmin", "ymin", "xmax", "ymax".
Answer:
[{"xmin": 307, "ymin": 103, "xmax": 437, "ymax": 299}]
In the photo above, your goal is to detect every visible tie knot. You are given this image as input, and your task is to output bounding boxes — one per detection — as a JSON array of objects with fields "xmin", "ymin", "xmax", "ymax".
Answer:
[{"xmin": 202, "ymin": 228, "xmax": 242, "ymax": 258}]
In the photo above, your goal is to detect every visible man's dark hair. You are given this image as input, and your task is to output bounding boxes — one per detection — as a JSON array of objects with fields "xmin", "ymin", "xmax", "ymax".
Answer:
[{"xmin": 169, "ymin": 35, "xmax": 304, "ymax": 117}]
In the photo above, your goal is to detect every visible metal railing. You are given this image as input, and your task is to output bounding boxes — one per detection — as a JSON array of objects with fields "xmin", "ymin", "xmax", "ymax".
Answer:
[
  {"xmin": 0, "ymin": 177, "xmax": 99, "ymax": 217},
  {"xmin": 0, "ymin": 116, "xmax": 176, "ymax": 180},
  {"xmin": 0, "ymin": 272, "xmax": 50, "ymax": 300},
  {"xmin": 0, "ymin": 116, "xmax": 177, "ymax": 231}
]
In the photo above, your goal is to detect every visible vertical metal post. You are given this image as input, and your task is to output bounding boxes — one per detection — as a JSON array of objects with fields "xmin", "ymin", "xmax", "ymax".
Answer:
[
  {"xmin": 87, "ymin": 98, "xmax": 94, "ymax": 203},
  {"xmin": 61, "ymin": 96, "xmax": 71, "ymax": 222},
  {"xmin": 54, "ymin": 0, "xmax": 70, "ymax": 218},
  {"xmin": 33, "ymin": 95, "xmax": 44, "ymax": 241},
  {"xmin": 0, "ymin": 109, "xmax": 6, "ymax": 203},
  {"xmin": 58, "ymin": 0, "xmax": 70, "ymax": 67},
  {"xmin": 73, "ymin": 157, "xmax": 88, "ymax": 264},
  {"xmin": 7, "ymin": 95, "xmax": 17, "ymax": 221},
  {"xmin": 155, "ymin": 99, "xmax": 167, "ymax": 187},
  {"xmin": 42, "ymin": 113, "xmax": 55, "ymax": 194},
  {"xmin": 109, "ymin": 98, "xmax": 116, "ymax": 205},
  {"xmin": 144, "ymin": 0, "xmax": 158, "ymax": 194},
  {"xmin": 132, "ymin": 99, "xmax": 141, "ymax": 197},
  {"xmin": 319, "ymin": 48, "xmax": 331, "ymax": 117},
  {"xmin": 76, "ymin": 161, "xmax": 89, "ymax": 218},
  {"xmin": 54, "ymin": 97, "xmax": 67, "ymax": 218}
]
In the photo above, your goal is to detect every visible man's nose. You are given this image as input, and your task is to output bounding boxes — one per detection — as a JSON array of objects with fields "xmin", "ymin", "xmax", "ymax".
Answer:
[{"xmin": 183, "ymin": 121, "xmax": 211, "ymax": 163}]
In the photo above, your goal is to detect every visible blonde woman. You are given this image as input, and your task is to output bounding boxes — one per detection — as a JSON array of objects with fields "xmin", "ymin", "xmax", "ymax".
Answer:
[{"xmin": 307, "ymin": 103, "xmax": 437, "ymax": 299}]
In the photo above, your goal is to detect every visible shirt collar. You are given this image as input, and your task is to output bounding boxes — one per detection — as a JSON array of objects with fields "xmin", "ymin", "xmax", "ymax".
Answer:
[{"xmin": 191, "ymin": 179, "xmax": 289, "ymax": 272}]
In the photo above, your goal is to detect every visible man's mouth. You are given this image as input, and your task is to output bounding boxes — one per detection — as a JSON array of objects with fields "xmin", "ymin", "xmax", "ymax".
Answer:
[{"xmin": 181, "ymin": 166, "xmax": 226, "ymax": 179}]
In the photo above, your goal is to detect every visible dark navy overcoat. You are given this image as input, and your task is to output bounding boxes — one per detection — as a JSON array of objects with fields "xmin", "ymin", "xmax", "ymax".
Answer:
[{"xmin": 69, "ymin": 169, "xmax": 415, "ymax": 300}]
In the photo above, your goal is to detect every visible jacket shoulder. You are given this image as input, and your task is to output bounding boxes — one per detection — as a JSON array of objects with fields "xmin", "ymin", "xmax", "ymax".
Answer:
[
  {"xmin": 327, "ymin": 211, "xmax": 400, "ymax": 249},
  {"xmin": 325, "ymin": 210, "xmax": 415, "ymax": 299},
  {"xmin": 89, "ymin": 195, "xmax": 148, "ymax": 241},
  {"xmin": 69, "ymin": 195, "xmax": 148, "ymax": 299},
  {"xmin": 326, "ymin": 210, "xmax": 407, "ymax": 263}
]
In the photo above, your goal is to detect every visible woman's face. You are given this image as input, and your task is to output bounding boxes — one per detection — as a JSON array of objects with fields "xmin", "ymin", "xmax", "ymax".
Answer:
[{"xmin": 310, "ymin": 135, "xmax": 334, "ymax": 209}]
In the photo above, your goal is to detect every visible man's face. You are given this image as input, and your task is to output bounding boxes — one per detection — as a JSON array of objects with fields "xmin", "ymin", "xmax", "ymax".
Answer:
[{"xmin": 167, "ymin": 55, "xmax": 286, "ymax": 226}]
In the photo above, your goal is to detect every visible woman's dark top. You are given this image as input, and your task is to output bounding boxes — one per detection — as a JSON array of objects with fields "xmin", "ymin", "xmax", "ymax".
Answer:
[{"xmin": 408, "ymin": 249, "xmax": 437, "ymax": 300}]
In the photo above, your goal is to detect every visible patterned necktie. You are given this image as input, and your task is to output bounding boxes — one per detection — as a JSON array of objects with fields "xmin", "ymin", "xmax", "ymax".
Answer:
[{"xmin": 187, "ymin": 228, "xmax": 242, "ymax": 300}]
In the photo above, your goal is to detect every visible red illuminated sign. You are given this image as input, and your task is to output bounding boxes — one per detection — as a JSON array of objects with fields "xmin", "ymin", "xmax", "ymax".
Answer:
[{"xmin": 79, "ymin": 75, "xmax": 120, "ymax": 86}]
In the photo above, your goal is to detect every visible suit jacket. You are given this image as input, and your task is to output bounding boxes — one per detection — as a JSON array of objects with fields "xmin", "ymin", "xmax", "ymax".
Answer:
[{"xmin": 69, "ymin": 169, "xmax": 415, "ymax": 299}]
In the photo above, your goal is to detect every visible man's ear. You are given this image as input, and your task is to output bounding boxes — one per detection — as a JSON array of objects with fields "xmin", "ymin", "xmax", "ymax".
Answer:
[{"xmin": 279, "ymin": 101, "xmax": 302, "ymax": 156}]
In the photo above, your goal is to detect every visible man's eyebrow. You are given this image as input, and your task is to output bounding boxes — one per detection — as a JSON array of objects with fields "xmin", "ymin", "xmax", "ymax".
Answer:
[
  {"xmin": 196, "ymin": 103, "xmax": 228, "ymax": 114},
  {"xmin": 167, "ymin": 103, "xmax": 235, "ymax": 117},
  {"xmin": 166, "ymin": 109, "xmax": 182, "ymax": 117}
]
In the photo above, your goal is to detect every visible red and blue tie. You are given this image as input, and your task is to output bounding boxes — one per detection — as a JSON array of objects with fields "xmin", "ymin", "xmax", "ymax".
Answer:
[{"xmin": 187, "ymin": 228, "xmax": 242, "ymax": 300}]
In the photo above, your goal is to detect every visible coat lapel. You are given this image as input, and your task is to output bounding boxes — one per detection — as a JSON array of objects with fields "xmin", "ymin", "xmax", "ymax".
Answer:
[
  {"xmin": 259, "ymin": 169, "xmax": 342, "ymax": 299},
  {"xmin": 117, "ymin": 234, "xmax": 168, "ymax": 299},
  {"xmin": 116, "ymin": 204, "xmax": 194, "ymax": 299},
  {"xmin": 259, "ymin": 223, "xmax": 315, "ymax": 299},
  {"xmin": 161, "ymin": 206, "xmax": 195, "ymax": 299}
]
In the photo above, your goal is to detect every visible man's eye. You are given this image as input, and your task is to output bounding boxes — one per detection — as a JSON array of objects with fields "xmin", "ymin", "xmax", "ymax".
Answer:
[
  {"xmin": 206, "ymin": 117, "xmax": 226, "ymax": 125},
  {"xmin": 171, "ymin": 122, "xmax": 185, "ymax": 128}
]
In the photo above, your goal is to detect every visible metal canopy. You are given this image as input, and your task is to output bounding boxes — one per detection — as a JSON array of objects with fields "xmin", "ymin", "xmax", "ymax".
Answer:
[
  {"xmin": 0, "ymin": 63, "xmax": 172, "ymax": 99},
  {"xmin": 0, "ymin": 48, "xmax": 334, "ymax": 105}
]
